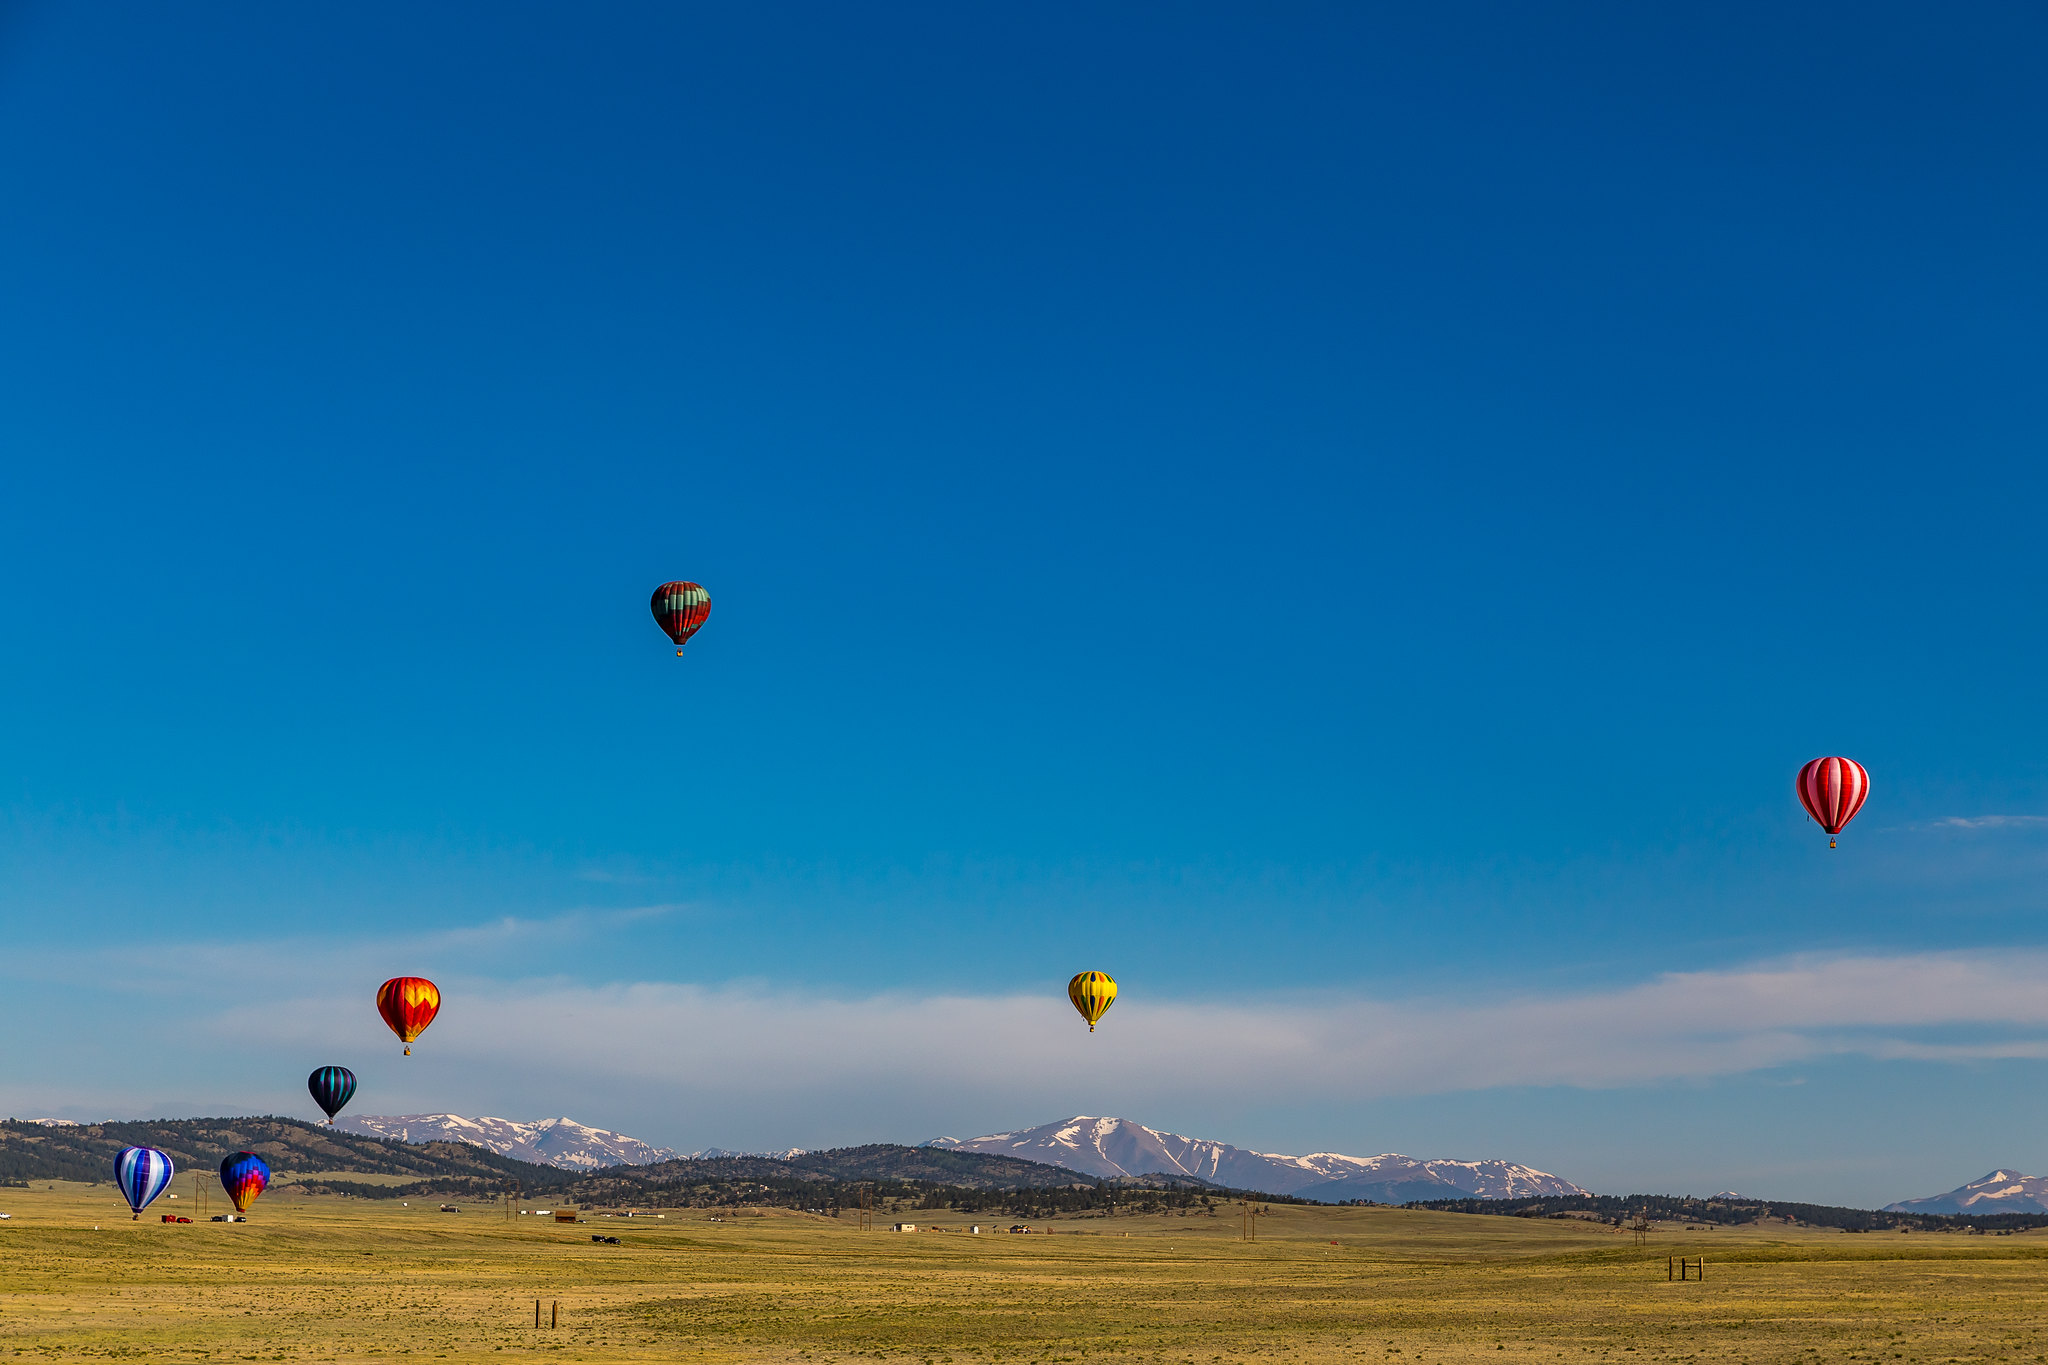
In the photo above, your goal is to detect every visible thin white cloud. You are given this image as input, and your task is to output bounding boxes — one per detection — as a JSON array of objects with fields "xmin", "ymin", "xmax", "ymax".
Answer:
[
  {"xmin": 1923, "ymin": 815, "xmax": 2048, "ymax": 830},
  {"xmin": 154, "ymin": 945, "xmax": 2048, "ymax": 1100},
  {"xmin": 422, "ymin": 901, "xmax": 690, "ymax": 948}
]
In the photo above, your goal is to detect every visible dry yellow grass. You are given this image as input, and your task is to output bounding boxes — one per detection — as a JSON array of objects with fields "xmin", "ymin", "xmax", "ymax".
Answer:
[{"xmin": 2, "ymin": 1180, "xmax": 2045, "ymax": 1364}]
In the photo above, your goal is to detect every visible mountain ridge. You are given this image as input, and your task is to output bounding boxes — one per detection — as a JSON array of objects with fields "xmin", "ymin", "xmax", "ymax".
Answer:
[
  {"xmin": 926, "ymin": 1115, "xmax": 1588, "ymax": 1202},
  {"xmin": 333, "ymin": 1114, "xmax": 678, "ymax": 1171},
  {"xmin": 1883, "ymin": 1169, "xmax": 2048, "ymax": 1216}
]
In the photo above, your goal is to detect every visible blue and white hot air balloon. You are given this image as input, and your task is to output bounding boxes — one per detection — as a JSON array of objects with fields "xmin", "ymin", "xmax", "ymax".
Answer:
[{"xmin": 113, "ymin": 1145, "xmax": 175, "ymax": 1219}]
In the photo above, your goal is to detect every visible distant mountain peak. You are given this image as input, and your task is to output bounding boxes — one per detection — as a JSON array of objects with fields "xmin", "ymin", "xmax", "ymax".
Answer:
[
  {"xmin": 333, "ymin": 1114, "xmax": 677, "ymax": 1171},
  {"xmin": 1885, "ymin": 1169, "xmax": 2048, "ymax": 1216},
  {"xmin": 925, "ymin": 1115, "xmax": 1586, "ymax": 1201},
  {"xmin": 686, "ymin": 1146, "xmax": 810, "ymax": 1160}
]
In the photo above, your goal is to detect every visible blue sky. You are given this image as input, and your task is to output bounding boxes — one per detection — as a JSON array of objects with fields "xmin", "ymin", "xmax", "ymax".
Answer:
[{"xmin": 3, "ymin": 1, "xmax": 2046, "ymax": 1207}]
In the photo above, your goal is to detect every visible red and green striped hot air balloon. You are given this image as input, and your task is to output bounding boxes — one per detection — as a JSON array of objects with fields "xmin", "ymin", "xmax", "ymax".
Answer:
[{"xmin": 650, "ymin": 581, "xmax": 711, "ymax": 656}]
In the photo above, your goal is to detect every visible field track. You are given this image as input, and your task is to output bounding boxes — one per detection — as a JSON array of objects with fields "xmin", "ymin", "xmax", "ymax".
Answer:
[{"xmin": 3, "ymin": 1181, "xmax": 2045, "ymax": 1363}]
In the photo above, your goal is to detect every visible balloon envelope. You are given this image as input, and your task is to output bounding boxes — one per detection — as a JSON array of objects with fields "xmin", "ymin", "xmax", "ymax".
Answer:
[
  {"xmin": 1068, "ymin": 972, "xmax": 1118, "ymax": 1032},
  {"xmin": 1797, "ymin": 756, "xmax": 1871, "ymax": 838},
  {"xmin": 113, "ymin": 1145, "xmax": 175, "ymax": 1217},
  {"xmin": 377, "ymin": 976, "xmax": 441, "ymax": 1054},
  {"xmin": 308, "ymin": 1065, "xmax": 357, "ymax": 1121},
  {"xmin": 219, "ymin": 1152, "xmax": 270, "ymax": 1214},
  {"xmin": 650, "ymin": 581, "xmax": 711, "ymax": 654}
]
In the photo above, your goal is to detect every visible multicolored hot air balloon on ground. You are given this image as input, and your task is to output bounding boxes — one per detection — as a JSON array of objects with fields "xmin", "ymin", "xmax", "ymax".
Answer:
[
  {"xmin": 377, "ymin": 976, "xmax": 441, "ymax": 1056},
  {"xmin": 219, "ymin": 1152, "xmax": 270, "ymax": 1215},
  {"xmin": 114, "ymin": 1145, "xmax": 175, "ymax": 1220},
  {"xmin": 1068, "ymin": 972, "xmax": 1117, "ymax": 1032},
  {"xmin": 1797, "ymin": 756, "xmax": 1871, "ymax": 849},
  {"xmin": 308, "ymin": 1065, "xmax": 357, "ymax": 1123},
  {"xmin": 650, "ymin": 581, "xmax": 711, "ymax": 656}
]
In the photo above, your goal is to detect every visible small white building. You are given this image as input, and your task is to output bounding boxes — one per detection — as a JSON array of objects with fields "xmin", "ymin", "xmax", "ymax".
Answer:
[
  {"xmin": 892, "ymin": 1222, "xmax": 916, "ymax": 1232},
  {"xmin": 969, "ymin": 1225, "xmax": 982, "ymax": 1234}
]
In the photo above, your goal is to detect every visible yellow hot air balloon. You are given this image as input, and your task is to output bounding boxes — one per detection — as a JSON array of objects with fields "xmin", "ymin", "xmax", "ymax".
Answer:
[{"xmin": 1068, "ymin": 972, "xmax": 1117, "ymax": 1032}]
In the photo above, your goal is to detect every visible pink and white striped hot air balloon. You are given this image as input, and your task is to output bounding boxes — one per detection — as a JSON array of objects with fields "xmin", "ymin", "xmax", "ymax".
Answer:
[{"xmin": 1796, "ymin": 756, "xmax": 1870, "ymax": 849}]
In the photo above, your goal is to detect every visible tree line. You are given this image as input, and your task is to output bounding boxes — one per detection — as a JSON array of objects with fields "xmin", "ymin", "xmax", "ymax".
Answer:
[{"xmin": 1406, "ymin": 1193, "xmax": 2044, "ymax": 1234}]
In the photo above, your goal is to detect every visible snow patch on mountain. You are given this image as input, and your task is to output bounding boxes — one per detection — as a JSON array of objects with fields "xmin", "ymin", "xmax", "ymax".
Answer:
[
  {"xmin": 334, "ymin": 1114, "xmax": 678, "ymax": 1171},
  {"xmin": 687, "ymin": 1147, "xmax": 810, "ymax": 1160},
  {"xmin": 926, "ymin": 1116, "xmax": 1587, "ymax": 1202},
  {"xmin": 1884, "ymin": 1170, "xmax": 2048, "ymax": 1215}
]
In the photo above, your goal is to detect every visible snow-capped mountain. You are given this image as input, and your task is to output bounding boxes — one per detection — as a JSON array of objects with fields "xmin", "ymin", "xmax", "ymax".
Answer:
[
  {"xmin": 926, "ymin": 1116, "xmax": 1587, "ymax": 1203},
  {"xmin": 333, "ymin": 1115, "xmax": 678, "ymax": 1171},
  {"xmin": 687, "ymin": 1147, "xmax": 810, "ymax": 1160},
  {"xmin": 1884, "ymin": 1170, "xmax": 2048, "ymax": 1215}
]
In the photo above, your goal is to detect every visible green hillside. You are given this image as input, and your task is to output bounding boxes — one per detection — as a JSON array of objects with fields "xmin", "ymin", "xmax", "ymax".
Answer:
[
  {"xmin": 0, "ymin": 1117, "xmax": 573, "ymax": 1188},
  {"xmin": 0, "ymin": 1121, "xmax": 1139, "ymax": 1204},
  {"xmin": 292, "ymin": 1143, "xmax": 1104, "ymax": 1201},
  {"xmin": 794, "ymin": 1144, "xmax": 1097, "ymax": 1187},
  {"xmin": 0, "ymin": 1120, "xmax": 1285, "ymax": 1221}
]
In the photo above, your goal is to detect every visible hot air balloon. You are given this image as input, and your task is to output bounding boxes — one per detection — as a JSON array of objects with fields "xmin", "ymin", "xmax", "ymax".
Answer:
[
  {"xmin": 308, "ymin": 1065, "xmax": 357, "ymax": 1123},
  {"xmin": 1797, "ymin": 756, "xmax": 1871, "ymax": 849},
  {"xmin": 376, "ymin": 977, "xmax": 440, "ymax": 1056},
  {"xmin": 650, "ymin": 581, "xmax": 711, "ymax": 656},
  {"xmin": 1068, "ymin": 972, "xmax": 1117, "ymax": 1032},
  {"xmin": 113, "ymin": 1145, "xmax": 175, "ymax": 1220},
  {"xmin": 219, "ymin": 1152, "xmax": 270, "ymax": 1215}
]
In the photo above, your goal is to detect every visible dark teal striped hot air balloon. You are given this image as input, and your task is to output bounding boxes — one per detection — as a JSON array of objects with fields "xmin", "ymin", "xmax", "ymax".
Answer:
[{"xmin": 308, "ymin": 1065, "xmax": 357, "ymax": 1124}]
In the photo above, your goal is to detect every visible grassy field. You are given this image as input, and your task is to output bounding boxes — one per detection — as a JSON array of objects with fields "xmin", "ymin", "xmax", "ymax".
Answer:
[{"xmin": 3, "ymin": 1180, "xmax": 2047, "ymax": 1364}]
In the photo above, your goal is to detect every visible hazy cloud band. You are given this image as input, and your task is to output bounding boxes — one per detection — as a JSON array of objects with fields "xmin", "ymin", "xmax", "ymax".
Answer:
[{"xmin": 10, "ymin": 928, "xmax": 2048, "ymax": 1135}]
